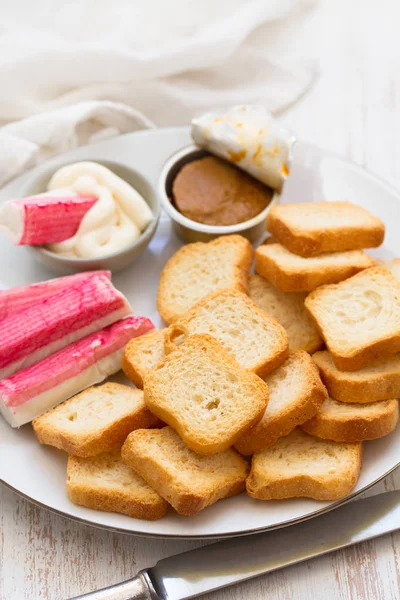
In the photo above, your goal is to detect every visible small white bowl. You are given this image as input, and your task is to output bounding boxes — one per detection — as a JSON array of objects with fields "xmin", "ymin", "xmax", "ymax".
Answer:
[
  {"xmin": 158, "ymin": 144, "xmax": 280, "ymax": 244},
  {"xmin": 21, "ymin": 159, "xmax": 160, "ymax": 274}
]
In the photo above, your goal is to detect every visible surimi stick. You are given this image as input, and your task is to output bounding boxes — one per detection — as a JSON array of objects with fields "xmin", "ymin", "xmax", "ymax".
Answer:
[
  {"xmin": 0, "ymin": 271, "xmax": 111, "ymax": 320},
  {"xmin": 0, "ymin": 274, "xmax": 132, "ymax": 379},
  {"xmin": 0, "ymin": 191, "xmax": 98, "ymax": 245},
  {"xmin": 0, "ymin": 316, "xmax": 154, "ymax": 427},
  {"xmin": 48, "ymin": 162, "xmax": 153, "ymax": 232}
]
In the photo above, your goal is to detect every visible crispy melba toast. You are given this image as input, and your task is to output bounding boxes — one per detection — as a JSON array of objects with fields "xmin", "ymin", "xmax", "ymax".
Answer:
[
  {"xmin": 313, "ymin": 350, "xmax": 400, "ymax": 403},
  {"xmin": 122, "ymin": 329, "xmax": 167, "ymax": 389},
  {"xmin": 266, "ymin": 201, "xmax": 385, "ymax": 257},
  {"xmin": 235, "ymin": 352, "xmax": 327, "ymax": 455},
  {"xmin": 301, "ymin": 397, "xmax": 399, "ymax": 442},
  {"xmin": 121, "ymin": 427, "xmax": 248, "ymax": 516},
  {"xmin": 157, "ymin": 234, "xmax": 253, "ymax": 323},
  {"xmin": 248, "ymin": 275, "xmax": 322, "ymax": 353},
  {"xmin": 33, "ymin": 383, "xmax": 160, "ymax": 457},
  {"xmin": 246, "ymin": 428, "xmax": 362, "ymax": 501},
  {"xmin": 255, "ymin": 243, "xmax": 375, "ymax": 292},
  {"xmin": 305, "ymin": 267, "xmax": 400, "ymax": 371},
  {"xmin": 143, "ymin": 334, "xmax": 269, "ymax": 454},
  {"xmin": 164, "ymin": 288, "xmax": 288, "ymax": 378},
  {"xmin": 67, "ymin": 449, "xmax": 168, "ymax": 520}
]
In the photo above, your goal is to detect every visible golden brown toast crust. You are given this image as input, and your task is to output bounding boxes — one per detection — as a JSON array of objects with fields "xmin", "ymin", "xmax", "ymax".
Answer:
[
  {"xmin": 122, "ymin": 329, "xmax": 167, "ymax": 389},
  {"xmin": 164, "ymin": 288, "xmax": 288, "ymax": 378},
  {"xmin": 246, "ymin": 470, "xmax": 361, "ymax": 501},
  {"xmin": 266, "ymin": 201, "xmax": 385, "ymax": 257},
  {"xmin": 301, "ymin": 398, "xmax": 399, "ymax": 442},
  {"xmin": 143, "ymin": 334, "xmax": 269, "ymax": 455},
  {"xmin": 67, "ymin": 451, "xmax": 168, "ymax": 520},
  {"xmin": 157, "ymin": 235, "xmax": 254, "ymax": 324},
  {"xmin": 121, "ymin": 428, "xmax": 249, "ymax": 516},
  {"xmin": 33, "ymin": 383, "xmax": 161, "ymax": 457},
  {"xmin": 235, "ymin": 352, "xmax": 328, "ymax": 455},
  {"xmin": 313, "ymin": 351, "xmax": 400, "ymax": 403},
  {"xmin": 305, "ymin": 267, "xmax": 400, "ymax": 371},
  {"xmin": 248, "ymin": 275, "xmax": 323, "ymax": 354},
  {"xmin": 246, "ymin": 429, "xmax": 362, "ymax": 501},
  {"xmin": 255, "ymin": 244, "xmax": 374, "ymax": 292}
]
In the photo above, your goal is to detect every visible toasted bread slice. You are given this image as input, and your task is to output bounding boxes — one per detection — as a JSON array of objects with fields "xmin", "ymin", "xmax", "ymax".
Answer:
[
  {"xmin": 164, "ymin": 289, "xmax": 288, "ymax": 378},
  {"xmin": 384, "ymin": 258, "xmax": 400, "ymax": 281},
  {"xmin": 235, "ymin": 352, "xmax": 328, "ymax": 455},
  {"xmin": 301, "ymin": 397, "xmax": 399, "ymax": 442},
  {"xmin": 33, "ymin": 383, "xmax": 160, "ymax": 457},
  {"xmin": 313, "ymin": 350, "xmax": 400, "ymax": 403},
  {"xmin": 266, "ymin": 201, "xmax": 384, "ymax": 257},
  {"xmin": 248, "ymin": 275, "xmax": 323, "ymax": 353},
  {"xmin": 305, "ymin": 267, "xmax": 400, "ymax": 371},
  {"xmin": 144, "ymin": 334, "xmax": 269, "ymax": 454},
  {"xmin": 67, "ymin": 450, "xmax": 168, "ymax": 520},
  {"xmin": 122, "ymin": 329, "xmax": 167, "ymax": 389},
  {"xmin": 246, "ymin": 428, "xmax": 362, "ymax": 501},
  {"xmin": 255, "ymin": 243, "xmax": 374, "ymax": 292},
  {"xmin": 157, "ymin": 235, "xmax": 254, "ymax": 323},
  {"xmin": 121, "ymin": 427, "xmax": 248, "ymax": 516}
]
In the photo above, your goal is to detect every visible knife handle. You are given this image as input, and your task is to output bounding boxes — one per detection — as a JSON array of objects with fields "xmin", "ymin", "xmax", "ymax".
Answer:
[{"xmin": 68, "ymin": 571, "xmax": 158, "ymax": 600}]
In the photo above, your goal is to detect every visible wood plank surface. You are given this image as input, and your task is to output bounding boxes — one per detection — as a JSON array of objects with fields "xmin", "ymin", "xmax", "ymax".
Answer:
[{"xmin": 1, "ymin": 0, "xmax": 400, "ymax": 598}]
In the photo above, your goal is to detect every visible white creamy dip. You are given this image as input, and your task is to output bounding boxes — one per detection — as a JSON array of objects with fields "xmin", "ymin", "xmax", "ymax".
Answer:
[{"xmin": 47, "ymin": 162, "xmax": 153, "ymax": 258}]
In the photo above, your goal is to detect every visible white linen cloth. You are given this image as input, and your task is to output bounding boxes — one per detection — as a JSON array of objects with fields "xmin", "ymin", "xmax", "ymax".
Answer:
[{"xmin": 0, "ymin": 0, "xmax": 318, "ymax": 187}]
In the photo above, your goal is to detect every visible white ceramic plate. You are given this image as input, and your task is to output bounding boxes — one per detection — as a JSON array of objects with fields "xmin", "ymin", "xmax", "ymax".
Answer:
[{"xmin": 0, "ymin": 127, "xmax": 399, "ymax": 539}]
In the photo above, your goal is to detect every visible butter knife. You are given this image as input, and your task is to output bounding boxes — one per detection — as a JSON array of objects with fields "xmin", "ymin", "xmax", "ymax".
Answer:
[{"xmin": 70, "ymin": 490, "xmax": 400, "ymax": 600}]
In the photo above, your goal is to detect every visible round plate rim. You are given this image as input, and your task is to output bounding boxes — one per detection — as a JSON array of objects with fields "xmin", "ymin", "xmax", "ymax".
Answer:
[
  {"xmin": 1, "ymin": 461, "xmax": 398, "ymax": 539},
  {"xmin": 0, "ymin": 129, "xmax": 399, "ymax": 539}
]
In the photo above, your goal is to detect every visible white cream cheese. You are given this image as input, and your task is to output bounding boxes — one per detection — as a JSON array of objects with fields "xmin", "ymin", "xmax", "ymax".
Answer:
[
  {"xmin": 191, "ymin": 105, "xmax": 295, "ymax": 191},
  {"xmin": 47, "ymin": 162, "xmax": 153, "ymax": 258}
]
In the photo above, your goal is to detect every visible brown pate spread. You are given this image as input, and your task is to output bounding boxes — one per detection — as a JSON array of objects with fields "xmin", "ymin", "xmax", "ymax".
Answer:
[{"xmin": 172, "ymin": 156, "xmax": 273, "ymax": 226}]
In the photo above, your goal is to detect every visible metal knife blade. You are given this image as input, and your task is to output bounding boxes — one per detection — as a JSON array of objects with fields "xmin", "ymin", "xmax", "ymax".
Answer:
[{"xmin": 70, "ymin": 490, "xmax": 400, "ymax": 600}]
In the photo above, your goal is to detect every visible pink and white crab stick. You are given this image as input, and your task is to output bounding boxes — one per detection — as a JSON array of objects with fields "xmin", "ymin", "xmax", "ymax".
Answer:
[
  {"xmin": 0, "ymin": 271, "xmax": 111, "ymax": 320},
  {"xmin": 0, "ymin": 316, "xmax": 154, "ymax": 427},
  {"xmin": 0, "ymin": 273, "xmax": 132, "ymax": 379},
  {"xmin": 0, "ymin": 191, "xmax": 98, "ymax": 245}
]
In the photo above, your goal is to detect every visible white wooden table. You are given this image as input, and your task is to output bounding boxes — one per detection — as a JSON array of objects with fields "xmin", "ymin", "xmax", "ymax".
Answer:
[{"xmin": 1, "ymin": 1, "xmax": 400, "ymax": 598}]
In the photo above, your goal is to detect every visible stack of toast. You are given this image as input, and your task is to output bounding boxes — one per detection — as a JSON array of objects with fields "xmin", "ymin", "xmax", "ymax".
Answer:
[{"xmin": 32, "ymin": 201, "xmax": 399, "ymax": 520}]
